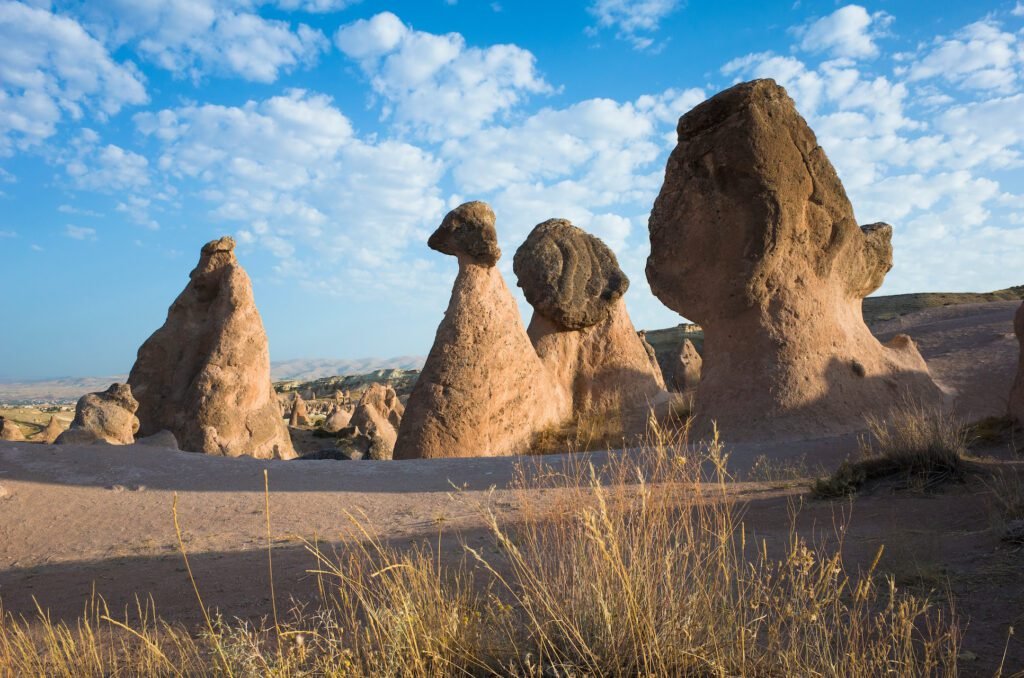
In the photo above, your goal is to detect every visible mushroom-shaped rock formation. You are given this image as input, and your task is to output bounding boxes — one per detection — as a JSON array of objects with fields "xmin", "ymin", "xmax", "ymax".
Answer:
[
  {"xmin": 351, "ymin": 383, "xmax": 404, "ymax": 460},
  {"xmin": 646, "ymin": 79, "xmax": 942, "ymax": 440},
  {"xmin": 128, "ymin": 237, "xmax": 295, "ymax": 459},
  {"xmin": 514, "ymin": 219, "xmax": 665, "ymax": 417},
  {"xmin": 1009, "ymin": 302, "xmax": 1024, "ymax": 425},
  {"xmin": 289, "ymin": 394, "xmax": 309, "ymax": 428},
  {"xmin": 394, "ymin": 202, "xmax": 563, "ymax": 459},
  {"xmin": 0, "ymin": 417, "xmax": 25, "ymax": 442},
  {"xmin": 56, "ymin": 383, "xmax": 140, "ymax": 446}
]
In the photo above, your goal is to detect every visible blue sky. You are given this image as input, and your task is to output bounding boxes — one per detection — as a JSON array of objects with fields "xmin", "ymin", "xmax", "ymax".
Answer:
[{"xmin": 1, "ymin": 0, "xmax": 1023, "ymax": 380}]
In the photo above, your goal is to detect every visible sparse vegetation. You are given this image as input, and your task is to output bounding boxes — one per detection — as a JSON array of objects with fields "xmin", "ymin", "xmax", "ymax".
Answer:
[
  {"xmin": 0, "ymin": 427, "xmax": 961, "ymax": 675},
  {"xmin": 527, "ymin": 405, "xmax": 627, "ymax": 455},
  {"xmin": 813, "ymin": 401, "xmax": 969, "ymax": 498}
]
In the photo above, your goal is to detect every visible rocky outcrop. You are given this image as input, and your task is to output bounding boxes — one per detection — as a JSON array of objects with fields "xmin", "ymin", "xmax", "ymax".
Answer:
[
  {"xmin": 37, "ymin": 416, "xmax": 65, "ymax": 444},
  {"xmin": 646, "ymin": 79, "xmax": 943, "ymax": 440},
  {"xmin": 289, "ymin": 394, "xmax": 309, "ymax": 428},
  {"xmin": 322, "ymin": 405, "xmax": 353, "ymax": 433},
  {"xmin": 351, "ymin": 383, "xmax": 404, "ymax": 460},
  {"xmin": 659, "ymin": 338, "xmax": 702, "ymax": 392},
  {"xmin": 1010, "ymin": 302, "xmax": 1024, "ymax": 425},
  {"xmin": 394, "ymin": 202, "xmax": 563, "ymax": 459},
  {"xmin": 56, "ymin": 383, "xmax": 140, "ymax": 446},
  {"xmin": 128, "ymin": 237, "xmax": 295, "ymax": 459},
  {"xmin": 0, "ymin": 417, "xmax": 25, "ymax": 442},
  {"xmin": 136, "ymin": 430, "xmax": 180, "ymax": 449},
  {"xmin": 515, "ymin": 219, "xmax": 665, "ymax": 417}
]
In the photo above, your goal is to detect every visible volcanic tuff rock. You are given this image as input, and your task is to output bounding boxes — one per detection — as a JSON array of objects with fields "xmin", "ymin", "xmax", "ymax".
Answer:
[
  {"xmin": 350, "ymin": 383, "xmax": 404, "ymax": 460},
  {"xmin": 515, "ymin": 219, "xmax": 665, "ymax": 417},
  {"xmin": 513, "ymin": 219, "xmax": 628, "ymax": 330},
  {"xmin": 1009, "ymin": 302, "xmax": 1024, "ymax": 425},
  {"xmin": 38, "ymin": 416, "xmax": 65, "ymax": 444},
  {"xmin": 395, "ymin": 202, "xmax": 564, "ymax": 459},
  {"xmin": 322, "ymin": 404, "xmax": 354, "ymax": 433},
  {"xmin": 0, "ymin": 417, "xmax": 25, "ymax": 442},
  {"xmin": 289, "ymin": 394, "xmax": 309, "ymax": 428},
  {"xmin": 128, "ymin": 237, "xmax": 295, "ymax": 459},
  {"xmin": 646, "ymin": 79, "xmax": 942, "ymax": 440},
  {"xmin": 660, "ymin": 338, "xmax": 702, "ymax": 392},
  {"xmin": 56, "ymin": 383, "xmax": 140, "ymax": 446}
]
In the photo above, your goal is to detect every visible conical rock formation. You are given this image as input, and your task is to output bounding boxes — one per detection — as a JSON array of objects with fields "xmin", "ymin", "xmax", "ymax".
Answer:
[
  {"xmin": 646, "ymin": 79, "xmax": 942, "ymax": 440},
  {"xmin": 394, "ymin": 202, "xmax": 564, "ymax": 459},
  {"xmin": 289, "ymin": 394, "xmax": 309, "ymax": 428},
  {"xmin": 515, "ymin": 219, "xmax": 665, "ymax": 417},
  {"xmin": 351, "ymin": 383, "xmax": 404, "ymax": 460},
  {"xmin": 38, "ymin": 416, "xmax": 65, "ymax": 444},
  {"xmin": 128, "ymin": 237, "xmax": 295, "ymax": 459}
]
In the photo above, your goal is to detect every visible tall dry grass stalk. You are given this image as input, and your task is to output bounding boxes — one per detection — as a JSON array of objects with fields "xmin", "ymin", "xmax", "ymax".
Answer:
[{"xmin": 0, "ymin": 419, "xmax": 961, "ymax": 676}]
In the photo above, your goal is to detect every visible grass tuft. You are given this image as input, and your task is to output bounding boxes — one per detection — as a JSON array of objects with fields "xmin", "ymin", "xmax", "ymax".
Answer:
[{"xmin": 814, "ymin": 400, "xmax": 968, "ymax": 499}]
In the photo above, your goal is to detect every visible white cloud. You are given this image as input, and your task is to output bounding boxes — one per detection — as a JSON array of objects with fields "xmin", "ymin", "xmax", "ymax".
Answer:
[
  {"xmin": 0, "ymin": 1, "xmax": 147, "ymax": 156},
  {"xmin": 335, "ymin": 12, "xmax": 551, "ymax": 140},
  {"xmin": 0, "ymin": 229, "xmax": 16, "ymax": 237},
  {"xmin": 902, "ymin": 19, "xmax": 1021, "ymax": 92},
  {"xmin": 793, "ymin": 5, "xmax": 891, "ymax": 59},
  {"xmin": 79, "ymin": 0, "xmax": 328, "ymax": 83},
  {"xmin": 136, "ymin": 89, "xmax": 447, "ymax": 291},
  {"xmin": 65, "ymin": 224, "xmax": 97, "ymax": 240},
  {"xmin": 587, "ymin": 0, "xmax": 681, "ymax": 50},
  {"xmin": 64, "ymin": 138, "xmax": 151, "ymax": 192},
  {"xmin": 273, "ymin": 0, "xmax": 357, "ymax": 11},
  {"xmin": 1013, "ymin": 2, "xmax": 1024, "ymax": 17}
]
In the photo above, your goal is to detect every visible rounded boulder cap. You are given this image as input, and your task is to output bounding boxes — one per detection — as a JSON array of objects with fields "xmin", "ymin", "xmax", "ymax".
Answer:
[
  {"xmin": 428, "ymin": 201, "xmax": 501, "ymax": 266},
  {"xmin": 513, "ymin": 218, "xmax": 629, "ymax": 330}
]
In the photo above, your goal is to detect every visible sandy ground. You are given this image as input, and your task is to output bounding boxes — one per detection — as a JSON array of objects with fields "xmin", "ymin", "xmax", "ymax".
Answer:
[{"xmin": 1, "ymin": 301, "xmax": 1023, "ymax": 674}]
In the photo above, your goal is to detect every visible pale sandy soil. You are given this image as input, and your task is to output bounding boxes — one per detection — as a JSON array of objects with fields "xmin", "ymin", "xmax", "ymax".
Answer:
[{"xmin": 1, "ymin": 301, "xmax": 1022, "ymax": 674}]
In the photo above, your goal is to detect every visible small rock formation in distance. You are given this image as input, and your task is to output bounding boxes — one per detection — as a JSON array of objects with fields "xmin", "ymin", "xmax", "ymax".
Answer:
[
  {"xmin": 56, "ymin": 383, "xmax": 140, "ymax": 445},
  {"xmin": 0, "ymin": 416, "xmax": 25, "ymax": 442},
  {"xmin": 394, "ymin": 201, "xmax": 563, "ymax": 459},
  {"xmin": 37, "ymin": 416, "xmax": 65, "ymax": 444},
  {"xmin": 350, "ymin": 383, "xmax": 404, "ymax": 460},
  {"xmin": 322, "ymin": 404, "xmax": 354, "ymax": 433},
  {"xmin": 128, "ymin": 237, "xmax": 295, "ymax": 459},
  {"xmin": 289, "ymin": 393, "xmax": 309, "ymax": 428},
  {"xmin": 646, "ymin": 78, "xmax": 942, "ymax": 440}
]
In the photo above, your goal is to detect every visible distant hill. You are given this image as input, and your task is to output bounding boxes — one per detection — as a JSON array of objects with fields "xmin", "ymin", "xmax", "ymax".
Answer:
[
  {"xmin": 860, "ymin": 285, "xmax": 1024, "ymax": 325},
  {"xmin": 269, "ymin": 356, "xmax": 425, "ymax": 382}
]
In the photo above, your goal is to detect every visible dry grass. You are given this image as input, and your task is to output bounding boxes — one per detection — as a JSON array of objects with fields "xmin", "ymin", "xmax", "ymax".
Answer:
[
  {"xmin": 0, "ymin": 423, "xmax": 961, "ymax": 676},
  {"xmin": 527, "ymin": 405, "xmax": 627, "ymax": 455},
  {"xmin": 814, "ymin": 401, "xmax": 969, "ymax": 498}
]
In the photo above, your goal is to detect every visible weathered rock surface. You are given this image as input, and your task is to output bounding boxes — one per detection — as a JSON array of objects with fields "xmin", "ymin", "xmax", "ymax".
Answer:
[
  {"xmin": 37, "ymin": 416, "xmax": 65, "ymax": 444},
  {"xmin": 0, "ymin": 417, "xmax": 25, "ymax": 442},
  {"xmin": 514, "ymin": 219, "xmax": 628, "ymax": 330},
  {"xmin": 56, "ymin": 383, "xmax": 140, "ymax": 446},
  {"xmin": 515, "ymin": 219, "xmax": 665, "ymax": 419},
  {"xmin": 646, "ymin": 78, "xmax": 943, "ymax": 440},
  {"xmin": 351, "ymin": 383, "xmax": 404, "ymax": 460},
  {"xmin": 289, "ymin": 394, "xmax": 309, "ymax": 428},
  {"xmin": 394, "ymin": 202, "xmax": 564, "ymax": 459},
  {"xmin": 661, "ymin": 338, "xmax": 702, "ymax": 392},
  {"xmin": 128, "ymin": 237, "xmax": 295, "ymax": 459},
  {"xmin": 322, "ymin": 405, "xmax": 354, "ymax": 433},
  {"xmin": 1009, "ymin": 302, "xmax": 1024, "ymax": 425}
]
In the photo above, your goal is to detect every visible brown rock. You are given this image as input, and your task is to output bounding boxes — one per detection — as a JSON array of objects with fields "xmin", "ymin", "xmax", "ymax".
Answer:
[
  {"xmin": 675, "ymin": 339, "xmax": 702, "ymax": 391},
  {"xmin": 56, "ymin": 383, "xmax": 140, "ymax": 446},
  {"xmin": 37, "ymin": 416, "xmax": 65, "ymax": 444},
  {"xmin": 350, "ymin": 383, "xmax": 404, "ymax": 460},
  {"xmin": 0, "ymin": 416, "xmax": 25, "ymax": 442},
  {"xmin": 135, "ymin": 430, "xmax": 180, "ymax": 449},
  {"xmin": 394, "ymin": 203, "xmax": 564, "ymax": 459},
  {"xmin": 426, "ymin": 200, "xmax": 501, "ymax": 265},
  {"xmin": 646, "ymin": 79, "xmax": 943, "ymax": 440},
  {"xmin": 289, "ymin": 394, "xmax": 309, "ymax": 428},
  {"xmin": 1009, "ymin": 302, "xmax": 1024, "ymax": 425},
  {"xmin": 513, "ymin": 218, "xmax": 628, "ymax": 330},
  {"xmin": 322, "ymin": 405, "xmax": 354, "ymax": 433},
  {"xmin": 128, "ymin": 237, "xmax": 295, "ymax": 459},
  {"xmin": 515, "ymin": 219, "xmax": 665, "ymax": 421}
]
